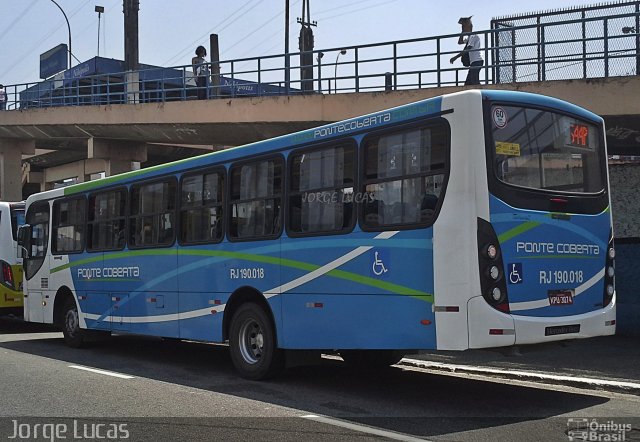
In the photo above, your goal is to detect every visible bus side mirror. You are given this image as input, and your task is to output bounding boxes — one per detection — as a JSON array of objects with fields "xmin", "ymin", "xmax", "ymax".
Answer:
[{"xmin": 17, "ymin": 225, "xmax": 31, "ymax": 259}]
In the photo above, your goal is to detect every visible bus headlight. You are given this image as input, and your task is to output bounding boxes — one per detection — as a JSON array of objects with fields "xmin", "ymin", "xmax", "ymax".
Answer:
[
  {"xmin": 608, "ymin": 248, "xmax": 615, "ymax": 259},
  {"xmin": 606, "ymin": 284, "xmax": 614, "ymax": 297},
  {"xmin": 607, "ymin": 266, "xmax": 615, "ymax": 278},
  {"xmin": 486, "ymin": 244, "xmax": 498, "ymax": 260},
  {"xmin": 489, "ymin": 265, "xmax": 500, "ymax": 280},
  {"xmin": 491, "ymin": 287, "xmax": 502, "ymax": 302}
]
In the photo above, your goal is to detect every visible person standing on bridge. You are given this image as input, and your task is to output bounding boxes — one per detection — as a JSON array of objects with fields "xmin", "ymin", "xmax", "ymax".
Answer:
[
  {"xmin": 192, "ymin": 46, "xmax": 210, "ymax": 100},
  {"xmin": 0, "ymin": 84, "xmax": 7, "ymax": 110},
  {"xmin": 450, "ymin": 16, "xmax": 484, "ymax": 86}
]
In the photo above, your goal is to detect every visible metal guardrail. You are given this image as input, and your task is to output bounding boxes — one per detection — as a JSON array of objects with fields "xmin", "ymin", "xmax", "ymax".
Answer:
[{"xmin": 2, "ymin": 8, "xmax": 639, "ymax": 110}]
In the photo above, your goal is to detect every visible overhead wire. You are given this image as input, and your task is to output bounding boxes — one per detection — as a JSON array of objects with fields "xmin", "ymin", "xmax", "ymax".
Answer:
[
  {"xmin": 224, "ymin": 0, "xmax": 302, "ymax": 54},
  {"xmin": 0, "ymin": 0, "xmax": 38, "ymax": 44},
  {"xmin": 234, "ymin": 0, "xmax": 397, "ymax": 63},
  {"xmin": 0, "ymin": 0, "xmax": 92, "ymax": 81},
  {"xmin": 162, "ymin": 0, "xmax": 260, "ymax": 66}
]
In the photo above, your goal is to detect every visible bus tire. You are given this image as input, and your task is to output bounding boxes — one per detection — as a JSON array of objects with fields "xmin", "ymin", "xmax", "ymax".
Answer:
[
  {"xmin": 61, "ymin": 298, "xmax": 85, "ymax": 348},
  {"xmin": 229, "ymin": 303, "xmax": 283, "ymax": 380},
  {"xmin": 340, "ymin": 350, "xmax": 404, "ymax": 369}
]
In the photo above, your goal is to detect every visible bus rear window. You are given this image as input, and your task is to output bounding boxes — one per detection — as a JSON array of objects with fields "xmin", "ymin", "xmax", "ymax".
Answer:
[{"xmin": 490, "ymin": 105, "xmax": 605, "ymax": 194}]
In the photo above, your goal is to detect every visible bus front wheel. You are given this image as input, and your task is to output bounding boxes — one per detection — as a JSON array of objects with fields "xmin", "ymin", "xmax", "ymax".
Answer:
[
  {"xmin": 229, "ymin": 303, "xmax": 283, "ymax": 380},
  {"xmin": 61, "ymin": 298, "xmax": 85, "ymax": 348}
]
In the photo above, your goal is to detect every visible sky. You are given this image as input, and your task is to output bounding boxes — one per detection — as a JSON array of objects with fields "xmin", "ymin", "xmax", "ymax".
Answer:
[{"xmin": 0, "ymin": 0, "xmax": 600, "ymax": 87}]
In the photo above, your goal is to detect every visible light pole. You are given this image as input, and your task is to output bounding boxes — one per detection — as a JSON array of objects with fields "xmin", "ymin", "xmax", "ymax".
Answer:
[
  {"xmin": 95, "ymin": 5, "xmax": 104, "ymax": 57},
  {"xmin": 49, "ymin": 0, "xmax": 72, "ymax": 68},
  {"xmin": 334, "ymin": 49, "xmax": 347, "ymax": 94}
]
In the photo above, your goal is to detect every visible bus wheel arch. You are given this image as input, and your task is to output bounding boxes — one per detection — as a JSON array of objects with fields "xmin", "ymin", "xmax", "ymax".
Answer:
[
  {"xmin": 224, "ymin": 286, "xmax": 284, "ymax": 379},
  {"xmin": 223, "ymin": 286, "xmax": 275, "ymax": 342},
  {"xmin": 53, "ymin": 286, "xmax": 85, "ymax": 348},
  {"xmin": 53, "ymin": 286, "xmax": 75, "ymax": 328}
]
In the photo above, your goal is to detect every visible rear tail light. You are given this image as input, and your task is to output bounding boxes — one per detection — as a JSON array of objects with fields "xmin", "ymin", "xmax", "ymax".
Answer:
[
  {"xmin": 1, "ymin": 261, "xmax": 14, "ymax": 289},
  {"xmin": 478, "ymin": 218, "xmax": 510, "ymax": 313},
  {"xmin": 603, "ymin": 231, "xmax": 615, "ymax": 307}
]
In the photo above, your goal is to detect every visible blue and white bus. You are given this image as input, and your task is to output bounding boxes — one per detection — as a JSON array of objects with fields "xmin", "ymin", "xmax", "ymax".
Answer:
[{"xmin": 18, "ymin": 90, "xmax": 616, "ymax": 379}]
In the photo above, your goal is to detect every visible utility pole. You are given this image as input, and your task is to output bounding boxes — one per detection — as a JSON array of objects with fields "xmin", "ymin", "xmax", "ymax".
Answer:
[
  {"xmin": 210, "ymin": 34, "xmax": 220, "ymax": 96},
  {"xmin": 298, "ymin": 0, "xmax": 316, "ymax": 93},
  {"xmin": 123, "ymin": 0, "xmax": 139, "ymax": 71},
  {"xmin": 123, "ymin": 0, "xmax": 140, "ymax": 103}
]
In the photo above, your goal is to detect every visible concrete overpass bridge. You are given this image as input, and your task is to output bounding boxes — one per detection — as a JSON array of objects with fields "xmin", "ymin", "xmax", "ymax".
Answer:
[
  {"xmin": 1, "ymin": 1, "xmax": 639, "ymax": 200},
  {"xmin": 1, "ymin": 75, "xmax": 639, "ymax": 200}
]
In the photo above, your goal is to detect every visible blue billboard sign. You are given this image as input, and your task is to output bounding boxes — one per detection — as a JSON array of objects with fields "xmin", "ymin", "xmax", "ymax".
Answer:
[{"xmin": 40, "ymin": 44, "xmax": 68, "ymax": 79}]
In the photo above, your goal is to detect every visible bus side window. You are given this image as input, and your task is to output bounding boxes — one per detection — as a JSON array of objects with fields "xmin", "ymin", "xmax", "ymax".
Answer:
[
  {"xmin": 179, "ymin": 170, "xmax": 224, "ymax": 245},
  {"xmin": 362, "ymin": 123, "xmax": 448, "ymax": 229},
  {"xmin": 88, "ymin": 189, "xmax": 127, "ymax": 251},
  {"xmin": 129, "ymin": 180, "xmax": 176, "ymax": 248},
  {"xmin": 288, "ymin": 143, "xmax": 356, "ymax": 235},
  {"xmin": 229, "ymin": 158, "xmax": 283, "ymax": 240}
]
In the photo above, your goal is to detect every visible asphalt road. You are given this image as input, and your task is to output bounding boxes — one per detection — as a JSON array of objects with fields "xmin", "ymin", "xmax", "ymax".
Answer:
[{"xmin": 1, "ymin": 318, "xmax": 638, "ymax": 442}]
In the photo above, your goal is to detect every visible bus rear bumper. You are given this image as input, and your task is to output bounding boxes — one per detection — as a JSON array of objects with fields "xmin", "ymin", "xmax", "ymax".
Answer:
[
  {"xmin": 512, "ymin": 294, "xmax": 616, "ymax": 345},
  {"xmin": 466, "ymin": 294, "xmax": 616, "ymax": 349},
  {"xmin": 468, "ymin": 295, "xmax": 516, "ymax": 349}
]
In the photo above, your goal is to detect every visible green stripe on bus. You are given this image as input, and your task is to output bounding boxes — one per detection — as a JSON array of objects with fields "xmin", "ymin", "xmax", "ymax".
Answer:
[
  {"xmin": 51, "ymin": 249, "xmax": 432, "ymax": 302},
  {"xmin": 497, "ymin": 221, "xmax": 541, "ymax": 244},
  {"xmin": 327, "ymin": 269, "xmax": 433, "ymax": 302}
]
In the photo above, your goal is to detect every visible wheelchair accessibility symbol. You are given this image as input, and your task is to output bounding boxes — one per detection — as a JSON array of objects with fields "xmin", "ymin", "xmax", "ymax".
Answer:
[
  {"xmin": 508, "ymin": 263, "xmax": 523, "ymax": 284},
  {"xmin": 371, "ymin": 250, "xmax": 389, "ymax": 277}
]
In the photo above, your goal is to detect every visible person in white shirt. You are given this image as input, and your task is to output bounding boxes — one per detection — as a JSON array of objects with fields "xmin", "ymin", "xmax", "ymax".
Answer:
[
  {"xmin": 449, "ymin": 16, "xmax": 484, "ymax": 86},
  {"xmin": 0, "ymin": 84, "xmax": 6, "ymax": 110},
  {"xmin": 192, "ymin": 46, "xmax": 209, "ymax": 100}
]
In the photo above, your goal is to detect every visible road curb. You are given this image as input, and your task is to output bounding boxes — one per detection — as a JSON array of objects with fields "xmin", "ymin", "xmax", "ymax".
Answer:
[{"xmin": 399, "ymin": 358, "xmax": 640, "ymax": 396}]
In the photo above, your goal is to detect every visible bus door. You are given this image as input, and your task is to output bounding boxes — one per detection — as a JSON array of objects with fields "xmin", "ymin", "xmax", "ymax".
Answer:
[{"xmin": 22, "ymin": 201, "xmax": 50, "ymax": 323}]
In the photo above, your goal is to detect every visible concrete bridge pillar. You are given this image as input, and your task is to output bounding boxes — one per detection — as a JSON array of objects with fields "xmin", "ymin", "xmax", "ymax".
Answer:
[
  {"xmin": 39, "ymin": 139, "xmax": 147, "ymax": 191},
  {"xmin": 88, "ymin": 138, "xmax": 147, "ymax": 176},
  {"xmin": 43, "ymin": 160, "xmax": 95, "ymax": 190},
  {"xmin": 0, "ymin": 139, "xmax": 35, "ymax": 201}
]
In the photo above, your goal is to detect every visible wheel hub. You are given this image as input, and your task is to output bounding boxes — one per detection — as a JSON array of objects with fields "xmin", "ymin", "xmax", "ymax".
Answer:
[
  {"xmin": 65, "ymin": 309, "xmax": 78, "ymax": 337},
  {"xmin": 239, "ymin": 319, "xmax": 264, "ymax": 364}
]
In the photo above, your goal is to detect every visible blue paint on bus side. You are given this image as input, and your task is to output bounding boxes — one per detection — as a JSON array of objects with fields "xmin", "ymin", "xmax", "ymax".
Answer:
[
  {"xmin": 278, "ymin": 228, "xmax": 436, "ymax": 349},
  {"xmin": 66, "ymin": 226, "xmax": 436, "ymax": 349},
  {"xmin": 57, "ymin": 95, "xmax": 447, "ymax": 349}
]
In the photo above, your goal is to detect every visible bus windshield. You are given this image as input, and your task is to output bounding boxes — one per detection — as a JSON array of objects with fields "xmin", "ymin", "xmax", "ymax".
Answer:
[
  {"xmin": 11, "ymin": 208, "xmax": 25, "ymax": 241},
  {"xmin": 490, "ymin": 105, "xmax": 605, "ymax": 194}
]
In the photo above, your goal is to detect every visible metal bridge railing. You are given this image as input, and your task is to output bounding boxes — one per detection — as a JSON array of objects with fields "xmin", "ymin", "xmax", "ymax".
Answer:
[{"xmin": 2, "ymin": 9, "xmax": 638, "ymax": 110}]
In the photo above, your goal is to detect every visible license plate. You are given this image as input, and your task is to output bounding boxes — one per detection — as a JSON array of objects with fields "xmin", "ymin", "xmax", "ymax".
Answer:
[
  {"xmin": 548, "ymin": 289, "xmax": 574, "ymax": 306},
  {"xmin": 545, "ymin": 324, "xmax": 580, "ymax": 336}
]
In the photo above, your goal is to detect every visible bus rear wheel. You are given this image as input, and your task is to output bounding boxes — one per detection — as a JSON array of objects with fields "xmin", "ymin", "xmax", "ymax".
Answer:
[
  {"xmin": 61, "ymin": 298, "xmax": 85, "ymax": 348},
  {"xmin": 340, "ymin": 350, "xmax": 405, "ymax": 369},
  {"xmin": 229, "ymin": 303, "xmax": 283, "ymax": 380}
]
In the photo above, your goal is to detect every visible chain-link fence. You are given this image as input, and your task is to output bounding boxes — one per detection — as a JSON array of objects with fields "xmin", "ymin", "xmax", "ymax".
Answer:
[{"xmin": 491, "ymin": 1, "xmax": 640, "ymax": 83}]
